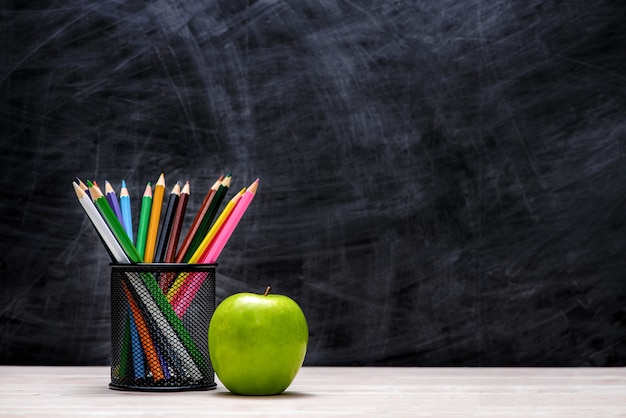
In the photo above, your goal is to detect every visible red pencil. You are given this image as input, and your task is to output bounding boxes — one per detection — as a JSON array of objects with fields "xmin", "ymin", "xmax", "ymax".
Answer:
[
  {"xmin": 165, "ymin": 181, "xmax": 190, "ymax": 263},
  {"xmin": 175, "ymin": 176, "xmax": 223, "ymax": 263}
]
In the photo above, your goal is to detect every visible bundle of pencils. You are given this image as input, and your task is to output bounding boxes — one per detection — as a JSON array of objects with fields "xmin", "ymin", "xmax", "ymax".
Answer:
[
  {"xmin": 73, "ymin": 173, "xmax": 259, "ymax": 385},
  {"xmin": 73, "ymin": 173, "xmax": 259, "ymax": 266},
  {"xmin": 73, "ymin": 173, "xmax": 259, "ymax": 309}
]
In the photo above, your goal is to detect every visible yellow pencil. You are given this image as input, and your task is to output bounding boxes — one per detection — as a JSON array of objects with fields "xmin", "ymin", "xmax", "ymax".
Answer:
[{"xmin": 143, "ymin": 173, "xmax": 165, "ymax": 263}]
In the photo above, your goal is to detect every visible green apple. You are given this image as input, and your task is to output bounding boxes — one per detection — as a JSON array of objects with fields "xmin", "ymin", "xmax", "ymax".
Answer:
[{"xmin": 208, "ymin": 287, "xmax": 308, "ymax": 395}]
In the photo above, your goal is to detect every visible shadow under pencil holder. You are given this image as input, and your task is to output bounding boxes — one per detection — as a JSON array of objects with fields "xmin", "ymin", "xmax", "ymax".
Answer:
[{"xmin": 109, "ymin": 263, "xmax": 217, "ymax": 391}]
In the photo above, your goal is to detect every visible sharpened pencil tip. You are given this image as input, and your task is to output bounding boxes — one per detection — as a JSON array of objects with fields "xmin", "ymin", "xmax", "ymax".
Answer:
[
  {"xmin": 248, "ymin": 178, "xmax": 259, "ymax": 193},
  {"xmin": 143, "ymin": 182, "xmax": 152, "ymax": 197},
  {"xmin": 72, "ymin": 181, "xmax": 84, "ymax": 198},
  {"xmin": 105, "ymin": 180, "xmax": 115, "ymax": 194}
]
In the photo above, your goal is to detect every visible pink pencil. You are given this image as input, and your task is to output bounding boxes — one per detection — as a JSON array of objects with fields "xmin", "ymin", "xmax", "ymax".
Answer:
[{"xmin": 172, "ymin": 179, "xmax": 259, "ymax": 317}]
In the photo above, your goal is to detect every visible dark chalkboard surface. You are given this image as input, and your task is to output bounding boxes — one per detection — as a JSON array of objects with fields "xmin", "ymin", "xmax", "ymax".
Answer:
[{"xmin": 1, "ymin": 0, "xmax": 625, "ymax": 366}]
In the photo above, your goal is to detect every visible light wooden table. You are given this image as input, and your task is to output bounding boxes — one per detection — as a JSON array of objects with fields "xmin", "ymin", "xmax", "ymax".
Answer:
[{"xmin": 1, "ymin": 366, "xmax": 626, "ymax": 417}]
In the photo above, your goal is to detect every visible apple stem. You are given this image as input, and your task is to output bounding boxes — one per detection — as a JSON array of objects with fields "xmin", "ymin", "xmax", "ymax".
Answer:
[{"xmin": 264, "ymin": 286, "xmax": 271, "ymax": 296}]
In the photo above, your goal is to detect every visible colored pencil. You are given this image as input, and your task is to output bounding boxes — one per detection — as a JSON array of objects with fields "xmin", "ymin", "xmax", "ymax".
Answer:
[
  {"xmin": 170, "ymin": 271, "xmax": 204, "ymax": 317},
  {"xmin": 119, "ymin": 179, "xmax": 142, "ymax": 378},
  {"xmin": 122, "ymin": 280, "xmax": 165, "ymax": 381},
  {"xmin": 127, "ymin": 307, "xmax": 145, "ymax": 379},
  {"xmin": 105, "ymin": 180, "xmax": 124, "ymax": 225},
  {"xmin": 75, "ymin": 177, "xmax": 90, "ymax": 197},
  {"xmin": 199, "ymin": 178, "xmax": 259, "ymax": 264},
  {"xmin": 88, "ymin": 181, "xmax": 142, "ymax": 263},
  {"xmin": 144, "ymin": 173, "xmax": 165, "ymax": 263},
  {"xmin": 182, "ymin": 174, "xmax": 231, "ymax": 262},
  {"xmin": 165, "ymin": 181, "xmax": 190, "ymax": 263},
  {"xmin": 175, "ymin": 176, "xmax": 223, "ymax": 263},
  {"xmin": 156, "ymin": 347, "xmax": 171, "ymax": 380},
  {"xmin": 120, "ymin": 180, "xmax": 134, "ymax": 243},
  {"xmin": 154, "ymin": 182, "xmax": 180, "ymax": 263},
  {"xmin": 73, "ymin": 182, "xmax": 126, "ymax": 263},
  {"xmin": 189, "ymin": 187, "xmax": 245, "ymax": 263},
  {"xmin": 135, "ymin": 182, "xmax": 152, "ymax": 259}
]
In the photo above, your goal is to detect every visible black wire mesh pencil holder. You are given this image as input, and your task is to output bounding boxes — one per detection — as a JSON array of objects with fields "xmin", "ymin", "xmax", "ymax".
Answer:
[{"xmin": 109, "ymin": 263, "xmax": 216, "ymax": 391}]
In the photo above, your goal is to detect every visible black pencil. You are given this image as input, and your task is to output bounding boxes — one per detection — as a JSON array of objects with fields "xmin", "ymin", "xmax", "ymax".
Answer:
[{"xmin": 154, "ymin": 182, "xmax": 180, "ymax": 264}]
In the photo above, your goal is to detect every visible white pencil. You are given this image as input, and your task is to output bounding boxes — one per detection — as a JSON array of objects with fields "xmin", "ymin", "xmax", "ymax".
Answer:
[{"xmin": 73, "ymin": 182, "xmax": 129, "ymax": 263}]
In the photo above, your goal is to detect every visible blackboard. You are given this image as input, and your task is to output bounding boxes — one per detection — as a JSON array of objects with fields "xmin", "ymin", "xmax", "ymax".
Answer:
[{"xmin": 1, "ymin": 0, "xmax": 625, "ymax": 366}]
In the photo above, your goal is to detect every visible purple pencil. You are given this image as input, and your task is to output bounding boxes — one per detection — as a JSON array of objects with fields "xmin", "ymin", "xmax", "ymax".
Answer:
[{"xmin": 105, "ymin": 180, "xmax": 125, "ymax": 224}]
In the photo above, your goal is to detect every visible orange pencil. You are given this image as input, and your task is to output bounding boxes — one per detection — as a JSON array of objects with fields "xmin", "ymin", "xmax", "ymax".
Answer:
[
  {"xmin": 144, "ymin": 173, "xmax": 165, "ymax": 263},
  {"xmin": 121, "ymin": 280, "xmax": 165, "ymax": 381}
]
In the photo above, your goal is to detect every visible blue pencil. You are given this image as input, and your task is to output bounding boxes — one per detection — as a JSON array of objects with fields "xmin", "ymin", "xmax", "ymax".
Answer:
[
  {"xmin": 120, "ymin": 180, "xmax": 134, "ymax": 243},
  {"xmin": 128, "ymin": 307, "xmax": 145, "ymax": 379},
  {"xmin": 119, "ymin": 180, "xmax": 142, "ymax": 378}
]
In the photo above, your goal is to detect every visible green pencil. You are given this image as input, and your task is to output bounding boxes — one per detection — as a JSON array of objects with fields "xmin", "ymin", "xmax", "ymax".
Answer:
[
  {"xmin": 88, "ymin": 181, "xmax": 143, "ymax": 263},
  {"xmin": 135, "ymin": 182, "xmax": 153, "ymax": 259}
]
